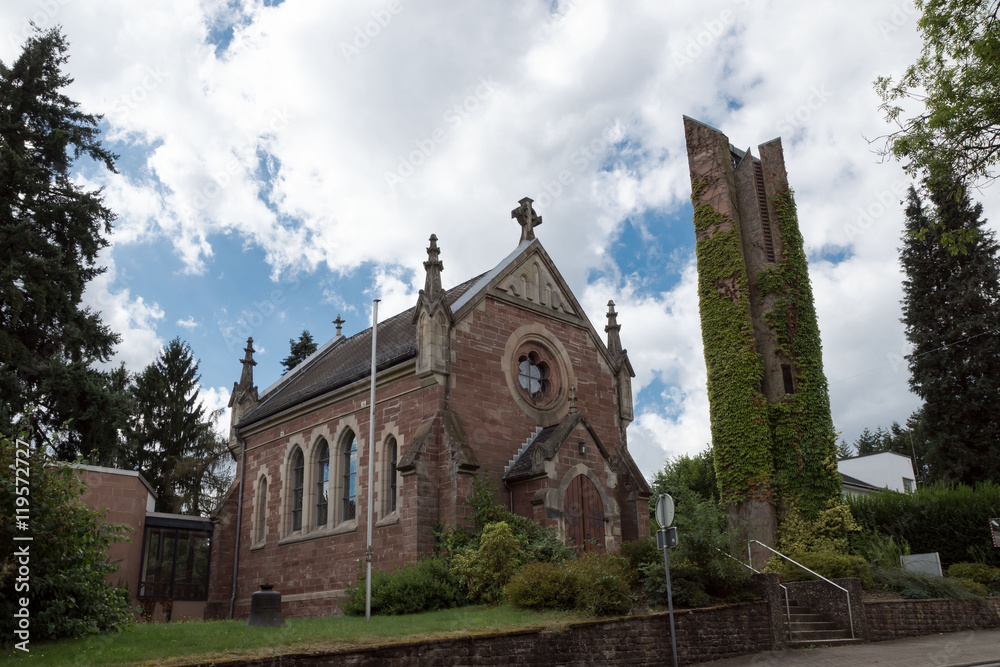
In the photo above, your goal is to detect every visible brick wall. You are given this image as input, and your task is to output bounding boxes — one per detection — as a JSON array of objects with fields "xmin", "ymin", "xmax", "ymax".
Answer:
[
  {"xmin": 865, "ymin": 598, "xmax": 1000, "ymax": 641},
  {"xmin": 199, "ymin": 602, "xmax": 772, "ymax": 667}
]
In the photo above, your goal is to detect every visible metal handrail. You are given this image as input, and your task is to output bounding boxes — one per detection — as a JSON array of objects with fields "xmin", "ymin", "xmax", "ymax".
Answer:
[
  {"xmin": 717, "ymin": 548, "xmax": 792, "ymax": 640},
  {"xmin": 748, "ymin": 539, "xmax": 855, "ymax": 639}
]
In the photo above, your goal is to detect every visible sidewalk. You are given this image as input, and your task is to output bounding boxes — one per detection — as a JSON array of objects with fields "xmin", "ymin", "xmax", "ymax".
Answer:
[{"xmin": 691, "ymin": 630, "xmax": 1000, "ymax": 667}]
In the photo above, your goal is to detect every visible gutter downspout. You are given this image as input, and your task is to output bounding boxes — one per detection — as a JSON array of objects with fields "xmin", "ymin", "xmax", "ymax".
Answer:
[{"xmin": 229, "ymin": 433, "xmax": 247, "ymax": 620}]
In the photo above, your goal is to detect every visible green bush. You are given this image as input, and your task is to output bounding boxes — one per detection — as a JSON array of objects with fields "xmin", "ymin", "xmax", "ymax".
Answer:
[
  {"xmin": 773, "ymin": 552, "xmax": 874, "ymax": 589},
  {"xmin": 947, "ymin": 562, "xmax": 1000, "ymax": 593},
  {"xmin": 505, "ymin": 552, "xmax": 635, "ymax": 616},
  {"xmin": 342, "ymin": 557, "xmax": 464, "ymax": 616},
  {"xmin": 569, "ymin": 552, "xmax": 634, "ymax": 616},
  {"xmin": 847, "ymin": 482, "xmax": 1000, "ymax": 567},
  {"xmin": 1, "ymin": 428, "xmax": 135, "ymax": 643},
  {"xmin": 849, "ymin": 529, "xmax": 910, "ymax": 568},
  {"xmin": 620, "ymin": 537, "xmax": 660, "ymax": 571},
  {"xmin": 952, "ymin": 578, "xmax": 989, "ymax": 597},
  {"xmin": 901, "ymin": 588, "xmax": 931, "ymax": 599},
  {"xmin": 872, "ymin": 566, "xmax": 980, "ymax": 600},
  {"xmin": 505, "ymin": 561, "xmax": 579, "ymax": 610},
  {"xmin": 452, "ymin": 521, "xmax": 523, "ymax": 604}
]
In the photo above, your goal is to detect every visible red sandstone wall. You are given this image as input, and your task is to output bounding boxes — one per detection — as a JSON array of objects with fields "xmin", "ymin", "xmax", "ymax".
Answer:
[{"xmin": 77, "ymin": 468, "xmax": 151, "ymax": 597}]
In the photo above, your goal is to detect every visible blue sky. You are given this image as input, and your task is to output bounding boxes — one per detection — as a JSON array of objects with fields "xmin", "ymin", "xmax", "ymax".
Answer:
[{"xmin": 4, "ymin": 0, "xmax": 998, "ymax": 478}]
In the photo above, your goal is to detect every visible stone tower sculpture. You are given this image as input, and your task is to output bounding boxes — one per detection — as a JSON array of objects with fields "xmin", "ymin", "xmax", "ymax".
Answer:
[{"xmin": 682, "ymin": 117, "xmax": 841, "ymax": 554}]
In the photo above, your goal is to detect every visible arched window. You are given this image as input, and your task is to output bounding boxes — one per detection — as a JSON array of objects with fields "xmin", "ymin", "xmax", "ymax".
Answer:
[
  {"xmin": 316, "ymin": 440, "xmax": 330, "ymax": 527},
  {"xmin": 291, "ymin": 448, "xmax": 304, "ymax": 532},
  {"xmin": 342, "ymin": 432, "xmax": 357, "ymax": 521},
  {"xmin": 255, "ymin": 477, "xmax": 267, "ymax": 543}
]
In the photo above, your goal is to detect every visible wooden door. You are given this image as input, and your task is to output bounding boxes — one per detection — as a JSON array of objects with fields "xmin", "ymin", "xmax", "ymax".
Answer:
[{"xmin": 564, "ymin": 474, "xmax": 605, "ymax": 552}]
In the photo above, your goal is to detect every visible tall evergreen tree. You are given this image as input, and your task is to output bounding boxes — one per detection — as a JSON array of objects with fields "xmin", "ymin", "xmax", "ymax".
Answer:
[
  {"xmin": 280, "ymin": 329, "xmax": 317, "ymax": 373},
  {"xmin": 900, "ymin": 171, "xmax": 1000, "ymax": 483},
  {"xmin": 127, "ymin": 338, "xmax": 232, "ymax": 514},
  {"xmin": 0, "ymin": 28, "xmax": 123, "ymax": 457}
]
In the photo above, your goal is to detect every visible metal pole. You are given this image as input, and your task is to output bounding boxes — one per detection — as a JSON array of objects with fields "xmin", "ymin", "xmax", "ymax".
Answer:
[
  {"xmin": 365, "ymin": 299, "xmax": 379, "ymax": 622},
  {"xmin": 664, "ymin": 546, "xmax": 679, "ymax": 667}
]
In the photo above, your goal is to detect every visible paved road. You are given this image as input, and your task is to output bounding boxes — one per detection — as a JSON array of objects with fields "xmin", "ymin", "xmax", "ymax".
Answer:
[{"xmin": 690, "ymin": 630, "xmax": 1000, "ymax": 667}]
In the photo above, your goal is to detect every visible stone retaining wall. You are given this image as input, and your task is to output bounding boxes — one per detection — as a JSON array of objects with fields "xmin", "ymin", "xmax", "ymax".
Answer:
[
  {"xmin": 865, "ymin": 598, "xmax": 1000, "ymax": 642},
  {"xmin": 203, "ymin": 601, "xmax": 771, "ymax": 666}
]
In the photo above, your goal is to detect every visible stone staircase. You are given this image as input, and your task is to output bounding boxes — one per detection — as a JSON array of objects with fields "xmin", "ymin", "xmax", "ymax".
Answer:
[{"xmin": 784, "ymin": 600, "xmax": 859, "ymax": 647}]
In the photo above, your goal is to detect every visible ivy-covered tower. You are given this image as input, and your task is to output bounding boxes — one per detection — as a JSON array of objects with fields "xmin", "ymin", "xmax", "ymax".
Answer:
[{"xmin": 682, "ymin": 117, "xmax": 841, "ymax": 554}]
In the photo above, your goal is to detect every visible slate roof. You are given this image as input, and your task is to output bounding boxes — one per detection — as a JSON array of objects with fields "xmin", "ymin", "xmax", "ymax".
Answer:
[
  {"xmin": 504, "ymin": 425, "xmax": 559, "ymax": 479},
  {"xmin": 237, "ymin": 272, "xmax": 485, "ymax": 429}
]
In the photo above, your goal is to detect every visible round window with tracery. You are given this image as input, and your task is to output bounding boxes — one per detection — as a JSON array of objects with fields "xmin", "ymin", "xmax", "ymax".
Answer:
[{"xmin": 518, "ymin": 351, "xmax": 549, "ymax": 400}]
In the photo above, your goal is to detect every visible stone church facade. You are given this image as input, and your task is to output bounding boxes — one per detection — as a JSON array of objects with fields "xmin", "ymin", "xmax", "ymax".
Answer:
[{"xmin": 206, "ymin": 198, "xmax": 651, "ymax": 619}]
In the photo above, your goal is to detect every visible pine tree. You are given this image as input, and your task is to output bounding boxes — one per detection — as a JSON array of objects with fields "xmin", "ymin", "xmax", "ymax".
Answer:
[
  {"xmin": 836, "ymin": 440, "xmax": 854, "ymax": 459},
  {"xmin": 900, "ymin": 171, "xmax": 1000, "ymax": 484},
  {"xmin": 281, "ymin": 329, "xmax": 318, "ymax": 373},
  {"xmin": 127, "ymin": 338, "xmax": 233, "ymax": 514},
  {"xmin": 0, "ymin": 28, "xmax": 123, "ymax": 457}
]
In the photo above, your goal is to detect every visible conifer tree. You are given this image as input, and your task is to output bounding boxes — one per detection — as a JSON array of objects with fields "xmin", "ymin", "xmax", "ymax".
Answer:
[
  {"xmin": 281, "ymin": 329, "xmax": 318, "ymax": 373},
  {"xmin": 900, "ymin": 171, "xmax": 1000, "ymax": 483},
  {"xmin": 127, "ymin": 338, "xmax": 232, "ymax": 513},
  {"xmin": 0, "ymin": 28, "xmax": 122, "ymax": 457}
]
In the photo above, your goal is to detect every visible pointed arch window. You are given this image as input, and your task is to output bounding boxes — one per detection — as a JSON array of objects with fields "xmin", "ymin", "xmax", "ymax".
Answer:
[
  {"xmin": 255, "ymin": 477, "xmax": 267, "ymax": 543},
  {"xmin": 291, "ymin": 448, "xmax": 304, "ymax": 532},
  {"xmin": 316, "ymin": 440, "xmax": 330, "ymax": 527},
  {"xmin": 342, "ymin": 432, "xmax": 357, "ymax": 521}
]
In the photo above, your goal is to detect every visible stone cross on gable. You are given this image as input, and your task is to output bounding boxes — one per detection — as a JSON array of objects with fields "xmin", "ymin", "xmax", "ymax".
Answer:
[
  {"xmin": 511, "ymin": 196, "xmax": 542, "ymax": 243},
  {"xmin": 333, "ymin": 314, "xmax": 345, "ymax": 338}
]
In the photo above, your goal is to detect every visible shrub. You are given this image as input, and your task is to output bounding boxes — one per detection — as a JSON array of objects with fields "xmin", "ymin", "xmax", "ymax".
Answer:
[
  {"xmin": 849, "ymin": 529, "xmax": 910, "ymax": 569},
  {"xmin": 901, "ymin": 588, "xmax": 931, "ymax": 599},
  {"xmin": 451, "ymin": 521, "xmax": 522, "ymax": 604},
  {"xmin": 342, "ymin": 557, "xmax": 464, "ymax": 616},
  {"xmin": 505, "ymin": 561, "xmax": 579, "ymax": 610},
  {"xmin": 569, "ymin": 552, "xmax": 634, "ymax": 616},
  {"xmin": 1, "ymin": 427, "xmax": 135, "ymax": 643},
  {"xmin": 947, "ymin": 562, "xmax": 1000, "ymax": 594},
  {"xmin": 773, "ymin": 552, "xmax": 874, "ymax": 589},
  {"xmin": 847, "ymin": 482, "xmax": 1000, "ymax": 567},
  {"xmin": 952, "ymin": 578, "xmax": 989, "ymax": 597},
  {"xmin": 621, "ymin": 537, "xmax": 660, "ymax": 571},
  {"xmin": 872, "ymin": 566, "xmax": 980, "ymax": 600},
  {"xmin": 777, "ymin": 501, "xmax": 860, "ymax": 556}
]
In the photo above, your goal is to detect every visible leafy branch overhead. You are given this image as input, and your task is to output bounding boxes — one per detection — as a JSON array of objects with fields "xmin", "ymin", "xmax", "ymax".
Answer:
[{"xmin": 874, "ymin": 0, "xmax": 1000, "ymax": 189}]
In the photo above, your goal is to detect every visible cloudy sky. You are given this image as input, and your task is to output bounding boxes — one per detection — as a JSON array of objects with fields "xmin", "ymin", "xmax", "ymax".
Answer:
[{"xmin": 4, "ymin": 0, "xmax": 997, "ymax": 478}]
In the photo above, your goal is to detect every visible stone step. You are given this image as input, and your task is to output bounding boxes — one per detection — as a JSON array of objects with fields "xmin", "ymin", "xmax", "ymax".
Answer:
[
  {"xmin": 787, "ymin": 613, "xmax": 828, "ymax": 623},
  {"xmin": 788, "ymin": 621, "xmax": 841, "ymax": 632},
  {"xmin": 786, "ymin": 638, "xmax": 862, "ymax": 648},
  {"xmin": 789, "ymin": 630, "xmax": 851, "ymax": 642}
]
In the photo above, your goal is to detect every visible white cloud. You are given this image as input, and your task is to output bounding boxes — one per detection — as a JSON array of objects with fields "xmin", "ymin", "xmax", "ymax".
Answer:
[{"xmin": 177, "ymin": 316, "xmax": 199, "ymax": 329}]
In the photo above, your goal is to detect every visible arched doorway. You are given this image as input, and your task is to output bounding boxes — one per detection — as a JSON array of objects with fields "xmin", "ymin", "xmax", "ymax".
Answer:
[{"xmin": 564, "ymin": 474, "xmax": 605, "ymax": 551}]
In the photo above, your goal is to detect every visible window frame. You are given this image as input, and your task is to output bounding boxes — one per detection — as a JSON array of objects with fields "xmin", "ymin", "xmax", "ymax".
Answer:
[
  {"xmin": 316, "ymin": 440, "xmax": 330, "ymax": 528},
  {"xmin": 290, "ymin": 447, "xmax": 305, "ymax": 532},
  {"xmin": 341, "ymin": 431, "xmax": 358, "ymax": 522}
]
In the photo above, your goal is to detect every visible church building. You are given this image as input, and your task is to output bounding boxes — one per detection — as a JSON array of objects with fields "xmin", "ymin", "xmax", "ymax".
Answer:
[{"xmin": 206, "ymin": 198, "xmax": 652, "ymax": 619}]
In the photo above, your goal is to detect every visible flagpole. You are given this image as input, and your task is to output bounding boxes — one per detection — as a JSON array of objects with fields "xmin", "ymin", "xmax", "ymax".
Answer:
[{"xmin": 365, "ymin": 299, "xmax": 379, "ymax": 622}]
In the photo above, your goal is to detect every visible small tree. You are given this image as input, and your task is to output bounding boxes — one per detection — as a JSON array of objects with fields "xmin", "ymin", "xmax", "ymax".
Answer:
[
  {"xmin": 281, "ymin": 330, "xmax": 318, "ymax": 373},
  {"xmin": 0, "ymin": 422, "xmax": 134, "ymax": 643},
  {"xmin": 126, "ymin": 338, "xmax": 233, "ymax": 514}
]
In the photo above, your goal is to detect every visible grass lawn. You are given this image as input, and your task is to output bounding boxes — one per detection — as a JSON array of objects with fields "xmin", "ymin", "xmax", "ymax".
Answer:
[{"xmin": 0, "ymin": 605, "xmax": 586, "ymax": 666}]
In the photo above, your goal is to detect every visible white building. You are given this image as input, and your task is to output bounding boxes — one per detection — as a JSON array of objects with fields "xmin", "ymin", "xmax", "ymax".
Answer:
[{"xmin": 838, "ymin": 452, "xmax": 917, "ymax": 497}]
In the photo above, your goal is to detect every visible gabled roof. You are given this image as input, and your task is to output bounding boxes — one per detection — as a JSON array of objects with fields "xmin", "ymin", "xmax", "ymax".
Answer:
[
  {"xmin": 236, "ymin": 235, "xmax": 624, "ymax": 431},
  {"xmin": 237, "ymin": 272, "xmax": 484, "ymax": 429}
]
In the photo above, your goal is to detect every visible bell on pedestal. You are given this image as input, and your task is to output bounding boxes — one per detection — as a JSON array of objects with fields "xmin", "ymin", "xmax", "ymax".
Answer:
[{"xmin": 245, "ymin": 583, "xmax": 286, "ymax": 627}]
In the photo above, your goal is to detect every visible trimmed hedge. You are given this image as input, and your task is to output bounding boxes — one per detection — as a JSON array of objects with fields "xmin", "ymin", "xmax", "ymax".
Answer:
[
  {"xmin": 846, "ymin": 482, "xmax": 1000, "ymax": 567},
  {"xmin": 342, "ymin": 557, "xmax": 465, "ymax": 616}
]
